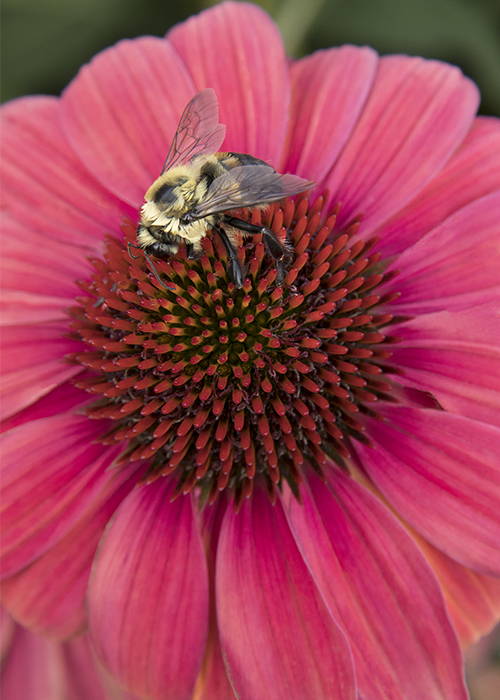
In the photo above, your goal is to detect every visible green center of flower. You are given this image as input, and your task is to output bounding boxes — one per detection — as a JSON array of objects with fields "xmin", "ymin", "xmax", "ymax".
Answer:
[{"xmin": 70, "ymin": 196, "xmax": 401, "ymax": 508}]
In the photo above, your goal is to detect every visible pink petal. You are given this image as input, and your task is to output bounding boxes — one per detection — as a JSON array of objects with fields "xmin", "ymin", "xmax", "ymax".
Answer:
[
  {"xmin": 0, "ymin": 321, "xmax": 80, "ymax": 373},
  {"xmin": 388, "ymin": 305, "xmax": 500, "ymax": 428},
  {"xmin": 1, "ymin": 606, "xmax": 15, "ymax": 658},
  {"xmin": 193, "ymin": 632, "xmax": 234, "ymax": 700},
  {"xmin": 283, "ymin": 45, "xmax": 377, "ymax": 183},
  {"xmin": 60, "ymin": 635, "xmax": 120, "ymax": 700},
  {"xmin": 0, "ymin": 617, "xmax": 128, "ymax": 700},
  {"xmin": 358, "ymin": 405, "xmax": 500, "ymax": 575},
  {"xmin": 0, "ymin": 321, "xmax": 83, "ymax": 420},
  {"xmin": 88, "ymin": 478, "xmax": 208, "ymax": 700},
  {"xmin": 1, "ymin": 462, "xmax": 140, "ymax": 640},
  {"xmin": 370, "ymin": 116, "xmax": 500, "ymax": 256},
  {"xmin": 1, "ymin": 214, "xmax": 94, "ymax": 299},
  {"xmin": 0, "ymin": 382, "xmax": 88, "ymax": 434},
  {"xmin": 0, "ymin": 623, "xmax": 68, "ymax": 700},
  {"xmin": 0, "ymin": 291, "xmax": 72, "ymax": 325},
  {"xmin": 284, "ymin": 469, "xmax": 469, "ymax": 700},
  {"xmin": 381, "ymin": 192, "xmax": 500, "ymax": 313},
  {"xmin": 0, "ymin": 96, "xmax": 129, "ymax": 248},
  {"xmin": 323, "ymin": 55, "xmax": 479, "ymax": 234},
  {"xmin": 216, "ymin": 487, "xmax": 356, "ymax": 700},
  {"xmin": 61, "ymin": 37, "xmax": 196, "ymax": 207},
  {"xmin": 168, "ymin": 2, "xmax": 290, "ymax": 165},
  {"xmin": 193, "ymin": 500, "xmax": 235, "ymax": 700},
  {"xmin": 1, "ymin": 415, "xmax": 119, "ymax": 576},
  {"xmin": 413, "ymin": 536, "xmax": 500, "ymax": 648}
]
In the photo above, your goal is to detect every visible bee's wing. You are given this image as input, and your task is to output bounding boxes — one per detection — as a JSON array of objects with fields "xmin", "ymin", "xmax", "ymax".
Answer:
[
  {"xmin": 161, "ymin": 88, "xmax": 226, "ymax": 173},
  {"xmin": 191, "ymin": 165, "xmax": 315, "ymax": 217}
]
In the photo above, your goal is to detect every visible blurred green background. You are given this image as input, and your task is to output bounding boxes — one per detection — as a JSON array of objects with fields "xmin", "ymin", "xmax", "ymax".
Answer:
[{"xmin": 2, "ymin": 0, "xmax": 500, "ymax": 116}]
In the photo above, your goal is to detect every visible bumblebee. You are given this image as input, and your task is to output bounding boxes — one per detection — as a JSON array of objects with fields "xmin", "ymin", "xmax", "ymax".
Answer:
[{"xmin": 134, "ymin": 88, "xmax": 315, "ymax": 288}]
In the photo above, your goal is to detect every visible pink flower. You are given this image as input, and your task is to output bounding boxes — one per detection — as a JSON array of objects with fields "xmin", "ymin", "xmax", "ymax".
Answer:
[{"xmin": 1, "ymin": 1, "xmax": 500, "ymax": 698}]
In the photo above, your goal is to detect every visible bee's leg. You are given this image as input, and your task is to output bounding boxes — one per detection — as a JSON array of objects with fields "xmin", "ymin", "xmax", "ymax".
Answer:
[
  {"xmin": 127, "ymin": 242, "xmax": 175, "ymax": 290},
  {"xmin": 214, "ymin": 224, "xmax": 244, "ymax": 287},
  {"xmin": 223, "ymin": 216, "xmax": 288, "ymax": 286},
  {"xmin": 127, "ymin": 242, "xmax": 143, "ymax": 259},
  {"xmin": 186, "ymin": 243, "xmax": 203, "ymax": 261}
]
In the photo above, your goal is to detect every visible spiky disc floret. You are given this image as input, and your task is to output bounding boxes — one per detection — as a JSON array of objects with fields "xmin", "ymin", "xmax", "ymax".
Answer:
[{"xmin": 69, "ymin": 196, "xmax": 402, "ymax": 508}]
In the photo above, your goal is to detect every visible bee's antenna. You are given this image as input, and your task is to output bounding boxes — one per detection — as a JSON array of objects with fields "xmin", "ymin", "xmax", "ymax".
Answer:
[{"xmin": 127, "ymin": 242, "xmax": 176, "ymax": 291}]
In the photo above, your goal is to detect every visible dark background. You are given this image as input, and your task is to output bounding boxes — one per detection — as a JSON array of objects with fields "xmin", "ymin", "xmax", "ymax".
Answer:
[{"xmin": 2, "ymin": 0, "xmax": 500, "ymax": 116}]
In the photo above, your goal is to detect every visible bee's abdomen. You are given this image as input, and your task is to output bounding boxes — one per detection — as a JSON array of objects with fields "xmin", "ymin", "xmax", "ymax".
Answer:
[{"xmin": 219, "ymin": 152, "xmax": 269, "ymax": 171}]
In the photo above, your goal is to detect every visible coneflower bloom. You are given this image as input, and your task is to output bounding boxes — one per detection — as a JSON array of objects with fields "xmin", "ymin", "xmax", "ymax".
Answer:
[{"xmin": 2, "ymin": 2, "xmax": 500, "ymax": 699}]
